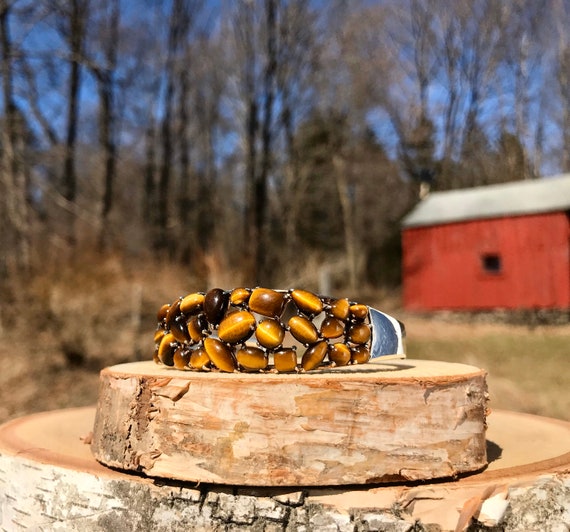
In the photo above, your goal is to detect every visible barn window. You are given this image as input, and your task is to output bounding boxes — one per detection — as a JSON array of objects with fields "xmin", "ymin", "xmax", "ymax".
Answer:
[{"xmin": 481, "ymin": 254, "xmax": 502, "ymax": 274}]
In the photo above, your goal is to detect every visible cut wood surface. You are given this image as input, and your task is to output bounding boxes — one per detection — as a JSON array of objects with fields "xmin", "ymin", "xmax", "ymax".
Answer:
[
  {"xmin": 91, "ymin": 359, "xmax": 488, "ymax": 486},
  {"xmin": 1, "ymin": 407, "xmax": 569, "ymax": 531}
]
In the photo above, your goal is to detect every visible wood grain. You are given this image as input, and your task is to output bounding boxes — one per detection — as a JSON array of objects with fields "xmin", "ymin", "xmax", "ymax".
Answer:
[{"xmin": 91, "ymin": 359, "xmax": 488, "ymax": 486}]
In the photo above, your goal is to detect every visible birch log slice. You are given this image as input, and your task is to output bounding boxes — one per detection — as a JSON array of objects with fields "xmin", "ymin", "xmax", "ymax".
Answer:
[
  {"xmin": 2, "ymin": 407, "xmax": 570, "ymax": 531},
  {"xmin": 91, "ymin": 359, "xmax": 488, "ymax": 486}
]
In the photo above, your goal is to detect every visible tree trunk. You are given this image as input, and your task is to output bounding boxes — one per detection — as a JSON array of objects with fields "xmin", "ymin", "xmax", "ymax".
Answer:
[
  {"xmin": 97, "ymin": 0, "xmax": 120, "ymax": 251},
  {"xmin": 176, "ymin": 52, "xmax": 192, "ymax": 260},
  {"xmin": 559, "ymin": 47, "xmax": 570, "ymax": 172},
  {"xmin": 61, "ymin": 0, "xmax": 87, "ymax": 248},
  {"xmin": 156, "ymin": 72, "xmax": 175, "ymax": 254},
  {"xmin": 0, "ymin": 1, "xmax": 30, "ymax": 274},
  {"xmin": 239, "ymin": 1, "xmax": 259, "ymax": 282},
  {"xmin": 254, "ymin": 0, "xmax": 277, "ymax": 284},
  {"xmin": 333, "ymin": 155, "xmax": 358, "ymax": 291},
  {"xmin": 142, "ymin": 119, "xmax": 157, "ymax": 239}
]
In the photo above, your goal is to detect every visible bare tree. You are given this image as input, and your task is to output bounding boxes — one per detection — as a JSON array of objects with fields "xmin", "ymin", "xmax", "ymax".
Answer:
[
  {"xmin": 57, "ymin": 0, "xmax": 89, "ymax": 246},
  {"xmin": 230, "ymin": 0, "xmax": 260, "ymax": 281},
  {"xmin": 0, "ymin": 0, "xmax": 31, "ymax": 274},
  {"xmin": 155, "ymin": 0, "xmax": 193, "ymax": 255},
  {"xmin": 2, "ymin": 0, "xmax": 570, "ymax": 292},
  {"xmin": 189, "ymin": 34, "xmax": 226, "ymax": 257},
  {"xmin": 88, "ymin": 0, "xmax": 120, "ymax": 250},
  {"xmin": 276, "ymin": 0, "xmax": 320, "ymax": 262},
  {"xmin": 255, "ymin": 0, "xmax": 277, "ymax": 282},
  {"xmin": 552, "ymin": 0, "xmax": 570, "ymax": 171},
  {"xmin": 559, "ymin": 45, "xmax": 570, "ymax": 172}
]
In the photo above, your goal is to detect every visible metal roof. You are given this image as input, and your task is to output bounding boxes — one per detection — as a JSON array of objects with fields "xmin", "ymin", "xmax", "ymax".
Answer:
[{"xmin": 401, "ymin": 173, "xmax": 570, "ymax": 228}]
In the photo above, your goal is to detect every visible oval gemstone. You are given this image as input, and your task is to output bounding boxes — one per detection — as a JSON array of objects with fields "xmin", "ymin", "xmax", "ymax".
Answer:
[
  {"xmin": 154, "ymin": 328, "xmax": 165, "ymax": 344},
  {"xmin": 170, "ymin": 315, "xmax": 191, "ymax": 343},
  {"xmin": 157, "ymin": 303, "xmax": 170, "ymax": 323},
  {"xmin": 158, "ymin": 332, "xmax": 177, "ymax": 366},
  {"xmin": 165, "ymin": 298, "xmax": 182, "ymax": 328},
  {"xmin": 348, "ymin": 323, "xmax": 371, "ymax": 344},
  {"xmin": 248, "ymin": 288, "xmax": 286, "ymax": 317},
  {"xmin": 301, "ymin": 340, "xmax": 328, "ymax": 371},
  {"xmin": 230, "ymin": 287, "xmax": 251, "ymax": 307},
  {"xmin": 180, "ymin": 292, "xmax": 205, "ymax": 315},
  {"xmin": 349, "ymin": 304, "xmax": 369, "ymax": 320},
  {"xmin": 187, "ymin": 315, "xmax": 207, "ymax": 342},
  {"xmin": 203, "ymin": 337, "xmax": 237, "ymax": 372},
  {"xmin": 351, "ymin": 345, "xmax": 371, "ymax": 364},
  {"xmin": 288, "ymin": 315, "xmax": 319, "ymax": 344},
  {"xmin": 189, "ymin": 347, "xmax": 210, "ymax": 369},
  {"xmin": 173, "ymin": 347, "xmax": 191, "ymax": 369},
  {"xmin": 218, "ymin": 310, "xmax": 256, "ymax": 343},
  {"xmin": 320, "ymin": 316, "xmax": 345, "ymax": 339},
  {"xmin": 236, "ymin": 346, "xmax": 268, "ymax": 371},
  {"xmin": 204, "ymin": 288, "xmax": 229, "ymax": 325},
  {"xmin": 255, "ymin": 319, "xmax": 285, "ymax": 349},
  {"xmin": 328, "ymin": 343, "xmax": 351, "ymax": 366},
  {"xmin": 329, "ymin": 298, "xmax": 350, "ymax": 320},
  {"xmin": 291, "ymin": 289, "xmax": 323, "ymax": 315},
  {"xmin": 273, "ymin": 348, "xmax": 298, "ymax": 372}
]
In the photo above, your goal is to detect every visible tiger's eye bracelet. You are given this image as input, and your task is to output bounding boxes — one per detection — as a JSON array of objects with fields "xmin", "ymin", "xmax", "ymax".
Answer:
[{"xmin": 153, "ymin": 287, "xmax": 406, "ymax": 373}]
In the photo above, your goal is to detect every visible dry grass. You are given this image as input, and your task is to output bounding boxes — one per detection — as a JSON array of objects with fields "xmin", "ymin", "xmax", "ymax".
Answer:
[
  {"xmin": 0, "ymin": 253, "xmax": 200, "ymax": 423},
  {"xmin": 0, "ymin": 260, "xmax": 568, "ymax": 424},
  {"xmin": 403, "ymin": 315, "xmax": 570, "ymax": 421}
]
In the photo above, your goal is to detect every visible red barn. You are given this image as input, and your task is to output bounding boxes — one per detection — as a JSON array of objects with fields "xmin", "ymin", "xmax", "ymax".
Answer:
[{"xmin": 401, "ymin": 174, "xmax": 570, "ymax": 311}]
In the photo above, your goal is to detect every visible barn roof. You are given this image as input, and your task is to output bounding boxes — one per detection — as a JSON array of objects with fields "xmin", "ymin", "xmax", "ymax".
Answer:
[{"xmin": 401, "ymin": 173, "xmax": 570, "ymax": 228}]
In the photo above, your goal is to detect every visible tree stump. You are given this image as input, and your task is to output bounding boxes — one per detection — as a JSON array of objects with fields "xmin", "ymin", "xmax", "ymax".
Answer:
[
  {"xmin": 91, "ymin": 359, "xmax": 489, "ymax": 486},
  {"xmin": 1, "ymin": 407, "xmax": 569, "ymax": 531}
]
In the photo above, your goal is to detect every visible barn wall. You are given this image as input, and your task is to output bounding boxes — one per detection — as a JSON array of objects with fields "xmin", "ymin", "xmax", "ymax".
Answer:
[{"xmin": 402, "ymin": 212, "xmax": 570, "ymax": 310}]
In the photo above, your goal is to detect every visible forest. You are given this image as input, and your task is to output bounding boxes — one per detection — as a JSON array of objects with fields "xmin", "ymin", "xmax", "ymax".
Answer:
[{"xmin": 1, "ymin": 0, "xmax": 570, "ymax": 296}]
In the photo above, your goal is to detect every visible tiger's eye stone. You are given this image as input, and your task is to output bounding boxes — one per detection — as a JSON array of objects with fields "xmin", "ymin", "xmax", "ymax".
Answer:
[
  {"xmin": 328, "ymin": 343, "xmax": 351, "ymax": 366},
  {"xmin": 157, "ymin": 303, "xmax": 170, "ymax": 323},
  {"xmin": 236, "ymin": 346, "xmax": 268, "ymax": 371},
  {"xmin": 173, "ymin": 347, "xmax": 191, "ymax": 369},
  {"xmin": 230, "ymin": 287, "xmax": 251, "ymax": 307},
  {"xmin": 348, "ymin": 323, "xmax": 371, "ymax": 344},
  {"xmin": 288, "ymin": 315, "xmax": 319, "ymax": 344},
  {"xmin": 165, "ymin": 298, "xmax": 182, "ymax": 328},
  {"xmin": 203, "ymin": 337, "xmax": 237, "ymax": 372},
  {"xmin": 158, "ymin": 332, "xmax": 177, "ymax": 366},
  {"xmin": 248, "ymin": 288, "xmax": 286, "ymax": 317},
  {"xmin": 301, "ymin": 340, "xmax": 328, "ymax": 371},
  {"xmin": 349, "ymin": 304, "xmax": 369, "ymax": 320},
  {"xmin": 189, "ymin": 347, "xmax": 210, "ymax": 369},
  {"xmin": 187, "ymin": 315, "xmax": 207, "ymax": 342},
  {"xmin": 291, "ymin": 289, "xmax": 323, "ymax": 315},
  {"xmin": 255, "ymin": 319, "xmax": 285, "ymax": 349},
  {"xmin": 351, "ymin": 345, "xmax": 371, "ymax": 364},
  {"xmin": 204, "ymin": 288, "xmax": 229, "ymax": 325},
  {"xmin": 329, "ymin": 298, "xmax": 350, "ymax": 320},
  {"xmin": 273, "ymin": 348, "xmax": 298, "ymax": 372},
  {"xmin": 154, "ymin": 328, "xmax": 166, "ymax": 344},
  {"xmin": 218, "ymin": 310, "xmax": 256, "ymax": 343},
  {"xmin": 320, "ymin": 316, "xmax": 345, "ymax": 339},
  {"xmin": 170, "ymin": 315, "xmax": 191, "ymax": 343},
  {"xmin": 180, "ymin": 292, "xmax": 205, "ymax": 315}
]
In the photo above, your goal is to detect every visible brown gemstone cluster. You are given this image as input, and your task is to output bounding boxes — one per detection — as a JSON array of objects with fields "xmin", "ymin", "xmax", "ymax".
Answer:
[{"xmin": 154, "ymin": 287, "xmax": 372, "ymax": 373}]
